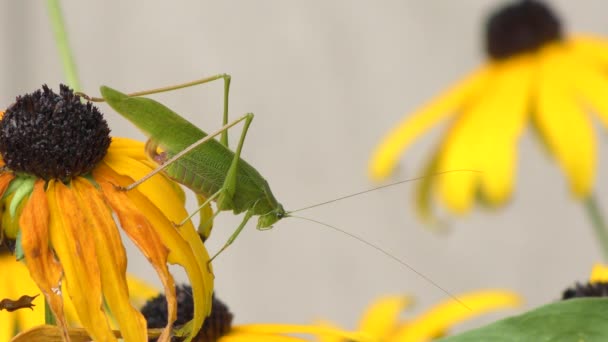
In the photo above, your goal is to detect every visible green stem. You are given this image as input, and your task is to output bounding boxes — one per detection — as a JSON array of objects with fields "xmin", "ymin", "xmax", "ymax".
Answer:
[
  {"xmin": 584, "ymin": 194, "xmax": 608, "ymax": 261},
  {"xmin": 46, "ymin": 0, "xmax": 81, "ymax": 91},
  {"xmin": 44, "ymin": 300, "xmax": 56, "ymax": 325}
]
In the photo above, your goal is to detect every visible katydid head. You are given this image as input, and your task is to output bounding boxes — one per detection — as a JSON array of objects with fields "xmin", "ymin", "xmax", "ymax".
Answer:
[{"xmin": 256, "ymin": 203, "xmax": 286, "ymax": 229}]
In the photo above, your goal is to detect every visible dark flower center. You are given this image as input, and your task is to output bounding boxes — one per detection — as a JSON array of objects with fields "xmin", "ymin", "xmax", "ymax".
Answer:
[
  {"xmin": 141, "ymin": 286, "xmax": 233, "ymax": 342},
  {"xmin": 0, "ymin": 85, "xmax": 111, "ymax": 181},
  {"xmin": 562, "ymin": 282, "xmax": 608, "ymax": 300},
  {"xmin": 485, "ymin": 0, "xmax": 562, "ymax": 60}
]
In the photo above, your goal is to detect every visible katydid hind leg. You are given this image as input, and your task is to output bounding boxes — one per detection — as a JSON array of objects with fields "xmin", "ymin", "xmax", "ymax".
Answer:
[
  {"xmin": 120, "ymin": 113, "xmax": 254, "ymax": 192},
  {"xmin": 220, "ymin": 74, "xmax": 231, "ymax": 148},
  {"xmin": 209, "ymin": 210, "xmax": 254, "ymax": 263}
]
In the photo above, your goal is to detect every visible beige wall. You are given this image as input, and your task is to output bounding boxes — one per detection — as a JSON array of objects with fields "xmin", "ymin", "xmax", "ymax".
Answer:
[{"xmin": 2, "ymin": 0, "xmax": 607, "ymax": 332}]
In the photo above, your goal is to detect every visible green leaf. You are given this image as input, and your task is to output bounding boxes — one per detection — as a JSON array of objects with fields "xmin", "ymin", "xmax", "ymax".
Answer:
[{"xmin": 439, "ymin": 298, "xmax": 608, "ymax": 342}]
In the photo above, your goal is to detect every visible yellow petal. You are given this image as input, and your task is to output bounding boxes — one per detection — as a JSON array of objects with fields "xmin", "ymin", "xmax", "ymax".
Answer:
[
  {"xmin": 569, "ymin": 35, "xmax": 608, "ymax": 67},
  {"xmin": 95, "ymin": 163, "xmax": 213, "ymax": 339},
  {"xmin": 103, "ymin": 155, "xmax": 189, "ymax": 226},
  {"xmin": 435, "ymin": 56, "xmax": 531, "ymax": 212},
  {"xmin": 358, "ymin": 295, "xmax": 412, "ymax": 339},
  {"xmin": 49, "ymin": 181, "xmax": 116, "ymax": 342},
  {"xmin": 311, "ymin": 321, "xmax": 347, "ymax": 342},
  {"xmin": 106, "ymin": 138, "xmax": 188, "ymax": 206},
  {"xmin": 475, "ymin": 58, "xmax": 531, "ymax": 205},
  {"xmin": 391, "ymin": 290, "xmax": 522, "ymax": 341},
  {"xmin": 19, "ymin": 180, "xmax": 68, "ymax": 340},
  {"xmin": 106, "ymin": 137, "xmax": 148, "ymax": 160},
  {"xmin": 534, "ymin": 47, "xmax": 596, "ymax": 197},
  {"xmin": 589, "ymin": 263, "xmax": 608, "ymax": 283},
  {"xmin": 72, "ymin": 179, "xmax": 147, "ymax": 341},
  {"xmin": 96, "ymin": 177, "xmax": 176, "ymax": 342},
  {"xmin": 368, "ymin": 66, "xmax": 491, "ymax": 181}
]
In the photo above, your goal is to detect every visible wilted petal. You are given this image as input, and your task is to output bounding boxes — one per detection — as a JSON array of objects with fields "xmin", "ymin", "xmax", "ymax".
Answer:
[
  {"xmin": 19, "ymin": 180, "xmax": 68, "ymax": 340},
  {"xmin": 49, "ymin": 181, "xmax": 116, "ymax": 341},
  {"xmin": 72, "ymin": 179, "xmax": 147, "ymax": 341},
  {"xmin": 97, "ymin": 175, "xmax": 176, "ymax": 342}
]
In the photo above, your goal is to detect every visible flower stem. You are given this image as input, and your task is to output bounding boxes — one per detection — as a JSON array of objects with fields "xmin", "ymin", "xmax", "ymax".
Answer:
[
  {"xmin": 45, "ymin": 300, "xmax": 56, "ymax": 325},
  {"xmin": 584, "ymin": 195, "xmax": 608, "ymax": 261},
  {"xmin": 46, "ymin": 0, "xmax": 81, "ymax": 91}
]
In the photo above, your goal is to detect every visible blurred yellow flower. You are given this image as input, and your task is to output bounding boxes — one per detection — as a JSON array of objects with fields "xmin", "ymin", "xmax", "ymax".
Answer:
[
  {"xmin": 317, "ymin": 290, "xmax": 522, "ymax": 342},
  {"xmin": 369, "ymin": 0, "xmax": 608, "ymax": 217},
  {"xmin": 589, "ymin": 264, "xmax": 608, "ymax": 283},
  {"xmin": 0, "ymin": 85, "xmax": 213, "ymax": 341}
]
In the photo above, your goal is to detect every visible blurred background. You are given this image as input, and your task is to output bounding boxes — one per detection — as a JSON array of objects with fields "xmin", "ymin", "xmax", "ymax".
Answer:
[{"xmin": 1, "ymin": 0, "xmax": 607, "ymax": 333}]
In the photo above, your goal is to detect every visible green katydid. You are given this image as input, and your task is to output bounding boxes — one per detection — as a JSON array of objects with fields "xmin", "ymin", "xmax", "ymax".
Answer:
[
  {"xmin": 82, "ymin": 74, "xmax": 286, "ymax": 262},
  {"xmin": 80, "ymin": 75, "xmax": 472, "ymax": 309}
]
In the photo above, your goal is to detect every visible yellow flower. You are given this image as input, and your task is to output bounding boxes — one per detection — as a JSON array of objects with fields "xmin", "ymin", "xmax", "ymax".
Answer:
[
  {"xmin": 369, "ymin": 0, "xmax": 608, "ymax": 217},
  {"xmin": 0, "ymin": 85, "xmax": 213, "ymax": 341},
  {"xmin": 317, "ymin": 290, "xmax": 522, "ymax": 342},
  {"xmin": 590, "ymin": 264, "xmax": 608, "ymax": 283}
]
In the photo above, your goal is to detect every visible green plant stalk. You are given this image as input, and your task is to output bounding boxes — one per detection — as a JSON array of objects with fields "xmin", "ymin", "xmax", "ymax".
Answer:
[
  {"xmin": 44, "ymin": 301, "xmax": 56, "ymax": 326},
  {"xmin": 584, "ymin": 194, "xmax": 608, "ymax": 261},
  {"xmin": 45, "ymin": 0, "xmax": 81, "ymax": 326},
  {"xmin": 47, "ymin": 0, "xmax": 81, "ymax": 91}
]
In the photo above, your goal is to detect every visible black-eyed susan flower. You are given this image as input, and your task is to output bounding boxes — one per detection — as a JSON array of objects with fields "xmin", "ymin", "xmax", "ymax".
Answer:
[
  {"xmin": 369, "ymin": 0, "xmax": 608, "ymax": 217},
  {"xmin": 0, "ymin": 85, "xmax": 214, "ymax": 341},
  {"xmin": 317, "ymin": 290, "xmax": 522, "ymax": 342},
  {"xmin": 140, "ymin": 285, "xmax": 373, "ymax": 342}
]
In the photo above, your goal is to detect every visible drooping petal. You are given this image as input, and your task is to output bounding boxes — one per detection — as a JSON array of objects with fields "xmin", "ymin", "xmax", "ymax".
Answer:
[
  {"xmin": 358, "ymin": 295, "xmax": 412, "ymax": 339},
  {"xmin": 48, "ymin": 181, "xmax": 116, "ymax": 342},
  {"xmin": 369, "ymin": 66, "xmax": 491, "ymax": 181},
  {"xmin": 19, "ymin": 180, "xmax": 68, "ymax": 340},
  {"xmin": 435, "ymin": 56, "xmax": 531, "ymax": 212},
  {"xmin": 534, "ymin": 46, "xmax": 596, "ymax": 197},
  {"xmin": 96, "ymin": 176, "xmax": 176, "ymax": 342},
  {"xmin": 72, "ymin": 178, "xmax": 147, "ymax": 341},
  {"xmin": 475, "ymin": 57, "xmax": 531, "ymax": 205},
  {"xmin": 589, "ymin": 264, "xmax": 608, "ymax": 283},
  {"xmin": 95, "ymin": 163, "xmax": 213, "ymax": 338},
  {"xmin": 390, "ymin": 290, "xmax": 522, "ymax": 341}
]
